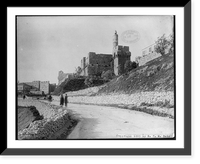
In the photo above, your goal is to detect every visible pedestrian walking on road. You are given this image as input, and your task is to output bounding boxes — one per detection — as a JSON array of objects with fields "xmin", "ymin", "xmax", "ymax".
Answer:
[
  {"xmin": 64, "ymin": 94, "xmax": 68, "ymax": 107},
  {"xmin": 60, "ymin": 94, "xmax": 64, "ymax": 106}
]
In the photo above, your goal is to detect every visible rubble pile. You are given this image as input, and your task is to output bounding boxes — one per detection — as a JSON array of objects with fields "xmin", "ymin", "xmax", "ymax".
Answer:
[{"xmin": 18, "ymin": 110, "xmax": 77, "ymax": 140}]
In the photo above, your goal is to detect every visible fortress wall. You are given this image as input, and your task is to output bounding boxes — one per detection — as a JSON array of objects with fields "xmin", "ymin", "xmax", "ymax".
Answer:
[
  {"xmin": 138, "ymin": 52, "xmax": 161, "ymax": 66},
  {"xmin": 97, "ymin": 65, "xmax": 112, "ymax": 75},
  {"xmin": 88, "ymin": 53, "xmax": 112, "ymax": 66},
  {"xmin": 114, "ymin": 57, "xmax": 119, "ymax": 75},
  {"xmin": 40, "ymin": 81, "xmax": 50, "ymax": 94},
  {"xmin": 87, "ymin": 65, "xmax": 98, "ymax": 75},
  {"xmin": 118, "ymin": 55, "xmax": 131, "ymax": 73},
  {"xmin": 80, "ymin": 52, "xmax": 113, "ymax": 76}
]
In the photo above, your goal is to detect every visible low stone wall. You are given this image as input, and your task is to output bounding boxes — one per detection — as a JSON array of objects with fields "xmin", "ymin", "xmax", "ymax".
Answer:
[
  {"xmin": 53, "ymin": 91, "xmax": 174, "ymax": 118},
  {"xmin": 138, "ymin": 52, "xmax": 162, "ymax": 66},
  {"xmin": 68, "ymin": 91, "xmax": 174, "ymax": 107}
]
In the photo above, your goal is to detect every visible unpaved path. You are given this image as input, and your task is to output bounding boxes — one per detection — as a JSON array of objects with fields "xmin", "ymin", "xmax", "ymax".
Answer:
[{"xmin": 50, "ymin": 101, "xmax": 174, "ymax": 139}]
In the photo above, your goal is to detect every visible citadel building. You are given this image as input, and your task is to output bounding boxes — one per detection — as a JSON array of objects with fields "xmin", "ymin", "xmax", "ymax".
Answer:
[
  {"xmin": 57, "ymin": 31, "xmax": 132, "ymax": 85},
  {"xmin": 79, "ymin": 31, "xmax": 131, "ymax": 76},
  {"xmin": 18, "ymin": 80, "xmax": 55, "ymax": 95},
  {"xmin": 79, "ymin": 52, "xmax": 113, "ymax": 77},
  {"xmin": 112, "ymin": 31, "xmax": 131, "ymax": 75}
]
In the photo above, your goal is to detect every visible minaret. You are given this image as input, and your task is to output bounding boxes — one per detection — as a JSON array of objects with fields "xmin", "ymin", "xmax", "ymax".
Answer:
[{"xmin": 113, "ymin": 30, "xmax": 118, "ymax": 53}]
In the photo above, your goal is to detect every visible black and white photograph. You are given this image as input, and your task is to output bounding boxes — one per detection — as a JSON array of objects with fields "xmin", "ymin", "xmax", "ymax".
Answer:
[
  {"xmin": 3, "ymin": 2, "xmax": 193, "ymax": 157},
  {"xmin": 16, "ymin": 15, "xmax": 175, "ymax": 140}
]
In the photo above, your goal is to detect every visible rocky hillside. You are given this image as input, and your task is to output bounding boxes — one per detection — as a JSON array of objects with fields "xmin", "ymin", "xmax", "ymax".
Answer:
[
  {"xmin": 53, "ymin": 77, "xmax": 105, "ymax": 95},
  {"xmin": 61, "ymin": 53, "xmax": 174, "ymax": 118},
  {"xmin": 53, "ymin": 78, "xmax": 87, "ymax": 95},
  {"xmin": 97, "ymin": 53, "xmax": 174, "ymax": 95},
  {"xmin": 54, "ymin": 53, "xmax": 174, "ymax": 96}
]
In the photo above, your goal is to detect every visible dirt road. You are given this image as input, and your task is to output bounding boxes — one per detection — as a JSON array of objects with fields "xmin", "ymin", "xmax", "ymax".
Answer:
[{"xmin": 50, "ymin": 101, "xmax": 174, "ymax": 139}]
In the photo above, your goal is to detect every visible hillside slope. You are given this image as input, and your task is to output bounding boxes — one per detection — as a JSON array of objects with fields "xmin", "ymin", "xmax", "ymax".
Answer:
[
  {"xmin": 97, "ymin": 53, "xmax": 174, "ymax": 95},
  {"xmin": 52, "ymin": 53, "xmax": 174, "ymax": 118},
  {"xmin": 53, "ymin": 78, "xmax": 87, "ymax": 95}
]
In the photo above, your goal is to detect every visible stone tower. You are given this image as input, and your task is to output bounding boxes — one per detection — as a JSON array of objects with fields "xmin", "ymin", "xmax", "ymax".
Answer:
[
  {"xmin": 113, "ymin": 30, "xmax": 118, "ymax": 52},
  {"xmin": 112, "ymin": 31, "xmax": 131, "ymax": 75}
]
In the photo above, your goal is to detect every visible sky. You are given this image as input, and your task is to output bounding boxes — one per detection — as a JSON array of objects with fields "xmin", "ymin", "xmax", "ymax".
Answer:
[{"xmin": 17, "ymin": 15, "xmax": 173, "ymax": 84}]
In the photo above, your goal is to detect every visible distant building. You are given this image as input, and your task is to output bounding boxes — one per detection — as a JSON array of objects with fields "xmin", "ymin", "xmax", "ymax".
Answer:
[
  {"xmin": 17, "ymin": 83, "xmax": 32, "ymax": 93},
  {"xmin": 136, "ymin": 43, "xmax": 162, "ymax": 66},
  {"xmin": 19, "ymin": 81, "xmax": 51, "ymax": 95},
  {"xmin": 136, "ymin": 35, "xmax": 173, "ymax": 66},
  {"xmin": 80, "ymin": 52, "xmax": 113, "ymax": 76},
  {"xmin": 112, "ymin": 31, "xmax": 131, "ymax": 75},
  {"xmin": 24, "ymin": 81, "xmax": 40, "ymax": 91},
  {"xmin": 79, "ymin": 31, "xmax": 131, "ymax": 77}
]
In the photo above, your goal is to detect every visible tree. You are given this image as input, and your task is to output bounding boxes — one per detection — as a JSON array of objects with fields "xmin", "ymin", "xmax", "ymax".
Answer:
[
  {"xmin": 124, "ymin": 60, "xmax": 138, "ymax": 73},
  {"xmin": 101, "ymin": 70, "xmax": 114, "ymax": 82},
  {"xmin": 131, "ymin": 61, "xmax": 138, "ymax": 69},
  {"xmin": 84, "ymin": 76, "xmax": 94, "ymax": 87},
  {"xmin": 168, "ymin": 34, "xmax": 174, "ymax": 54},
  {"xmin": 124, "ymin": 60, "xmax": 133, "ymax": 73},
  {"xmin": 154, "ymin": 34, "xmax": 171, "ymax": 56},
  {"xmin": 75, "ymin": 66, "xmax": 82, "ymax": 76}
]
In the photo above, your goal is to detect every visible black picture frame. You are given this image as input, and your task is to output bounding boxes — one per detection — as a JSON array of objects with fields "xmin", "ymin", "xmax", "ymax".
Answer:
[{"xmin": 2, "ymin": 2, "xmax": 191, "ymax": 155}]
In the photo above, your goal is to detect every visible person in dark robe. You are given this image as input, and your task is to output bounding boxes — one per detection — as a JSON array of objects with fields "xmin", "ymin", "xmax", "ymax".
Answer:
[
  {"xmin": 48, "ymin": 94, "xmax": 52, "ymax": 102},
  {"xmin": 64, "ymin": 94, "xmax": 68, "ymax": 107},
  {"xmin": 60, "ymin": 94, "xmax": 64, "ymax": 106}
]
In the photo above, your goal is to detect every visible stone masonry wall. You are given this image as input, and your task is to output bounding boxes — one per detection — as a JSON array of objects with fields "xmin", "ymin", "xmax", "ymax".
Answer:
[
  {"xmin": 68, "ymin": 91, "xmax": 174, "ymax": 107},
  {"xmin": 138, "ymin": 52, "xmax": 161, "ymax": 66},
  {"xmin": 88, "ymin": 53, "xmax": 112, "ymax": 66},
  {"xmin": 82, "ymin": 53, "xmax": 113, "ymax": 76},
  {"xmin": 40, "ymin": 81, "xmax": 50, "ymax": 95}
]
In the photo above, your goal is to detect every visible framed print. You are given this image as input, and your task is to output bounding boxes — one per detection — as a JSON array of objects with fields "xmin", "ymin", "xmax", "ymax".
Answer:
[{"xmin": 2, "ymin": 2, "xmax": 191, "ymax": 155}]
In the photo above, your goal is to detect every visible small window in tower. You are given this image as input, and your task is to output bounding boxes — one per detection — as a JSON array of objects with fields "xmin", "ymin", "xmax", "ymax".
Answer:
[{"xmin": 149, "ymin": 47, "xmax": 151, "ymax": 52}]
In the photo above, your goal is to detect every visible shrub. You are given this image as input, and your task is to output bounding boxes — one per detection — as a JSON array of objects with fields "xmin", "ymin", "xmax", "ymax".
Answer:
[
  {"xmin": 124, "ymin": 60, "xmax": 133, "ymax": 72},
  {"xmin": 101, "ymin": 70, "xmax": 114, "ymax": 82},
  {"xmin": 131, "ymin": 61, "xmax": 138, "ymax": 69},
  {"xmin": 62, "ymin": 78, "xmax": 86, "ymax": 92},
  {"xmin": 84, "ymin": 77, "xmax": 95, "ymax": 87},
  {"xmin": 75, "ymin": 66, "xmax": 82, "ymax": 76},
  {"xmin": 124, "ymin": 60, "xmax": 138, "ymax": 73},
  {"xmin": 155, "ymin": 34, "xmax": 173, "ymax": 56}
]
